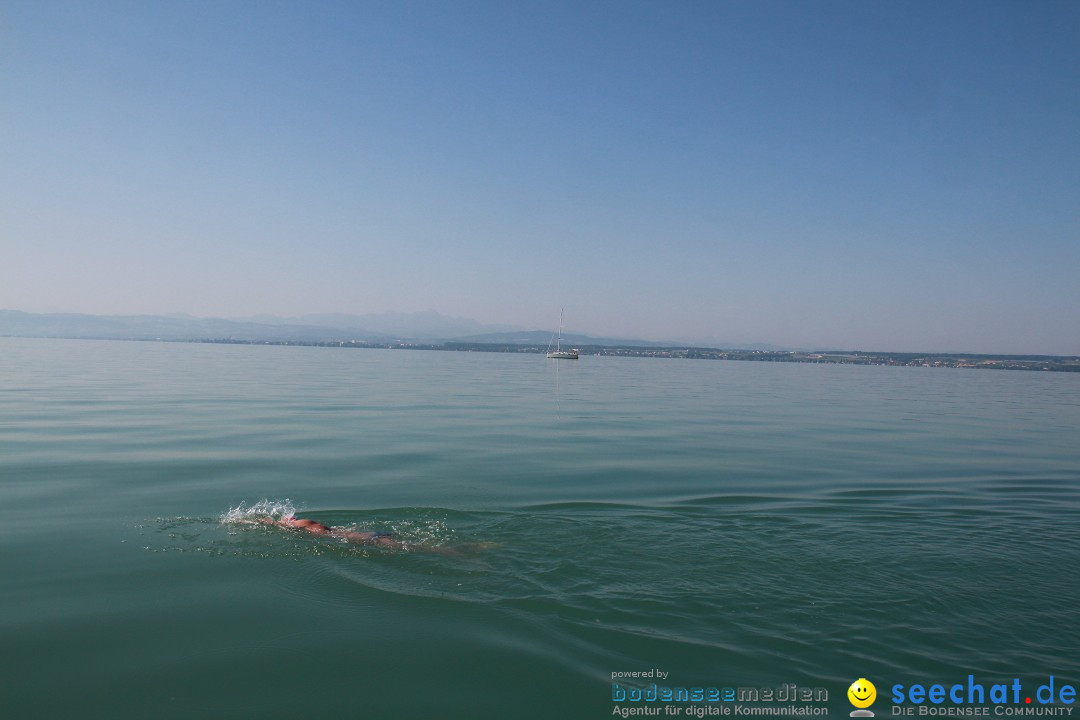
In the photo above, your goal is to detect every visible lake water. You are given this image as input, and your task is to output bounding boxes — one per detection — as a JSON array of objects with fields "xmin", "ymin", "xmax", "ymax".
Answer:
[{"xmin": 2, "ymin": 337, "xmax": 1078, "ymax": 719}]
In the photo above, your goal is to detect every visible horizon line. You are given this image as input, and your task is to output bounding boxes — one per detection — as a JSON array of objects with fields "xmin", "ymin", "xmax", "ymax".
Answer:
[{"xmin": 1, "ymin": 307, "xmax": 1078, "ymax": 359}]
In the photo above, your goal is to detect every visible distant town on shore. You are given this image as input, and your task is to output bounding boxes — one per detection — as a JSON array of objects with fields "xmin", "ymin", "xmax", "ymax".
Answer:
[{"xmin": 208, "ymin": 339, "xmax": 1079, "ymax": 372}]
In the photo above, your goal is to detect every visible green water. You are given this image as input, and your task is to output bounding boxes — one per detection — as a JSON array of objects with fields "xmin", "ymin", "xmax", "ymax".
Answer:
[{"xmin": 2, "ymin": 338, "xmax": 1078, "ymax": 718}]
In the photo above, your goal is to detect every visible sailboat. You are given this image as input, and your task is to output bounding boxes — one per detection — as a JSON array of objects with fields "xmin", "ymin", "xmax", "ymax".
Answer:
[{"xmin": 546, "ymin": 310, "xmax": 579, "ymax": 359}]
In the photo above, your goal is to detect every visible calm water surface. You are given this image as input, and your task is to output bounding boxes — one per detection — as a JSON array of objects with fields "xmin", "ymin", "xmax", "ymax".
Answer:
[{"xmin": 2, "ymin": 338, "xmax": 1078, "ymax": 718}]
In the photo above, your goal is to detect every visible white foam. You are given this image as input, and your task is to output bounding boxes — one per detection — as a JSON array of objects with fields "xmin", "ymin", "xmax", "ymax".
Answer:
[{"xmin": 220, "ymin": 498, "xmax": 297, "ymax": 524}]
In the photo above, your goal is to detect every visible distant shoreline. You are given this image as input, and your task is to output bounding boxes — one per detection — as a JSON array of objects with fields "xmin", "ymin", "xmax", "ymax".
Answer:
[{"xmin": 8, "ymin": 334, "xmax": 1079, "ymax": 372}]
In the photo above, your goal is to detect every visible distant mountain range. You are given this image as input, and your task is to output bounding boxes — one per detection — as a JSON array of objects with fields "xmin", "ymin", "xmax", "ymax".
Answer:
[
  {"xmin": 0, "ymin": 309, "xmax": 686, "ymax": 348},
  {"xmin": 446, "ymin": 330, "xmax": 675, "ymax": 347},
  {"xmin": 231, "ymin": 311, "xmax": 523, "ymax": 340}
]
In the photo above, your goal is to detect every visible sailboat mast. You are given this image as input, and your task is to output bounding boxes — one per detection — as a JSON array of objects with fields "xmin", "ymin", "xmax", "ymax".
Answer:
[{"xmin": 557, "ymin": 308, "xmax": 564, "ymax": 352}]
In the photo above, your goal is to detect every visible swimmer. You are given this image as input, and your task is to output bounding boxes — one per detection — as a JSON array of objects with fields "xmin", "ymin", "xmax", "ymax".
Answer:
[{"xmin": 259, "ymin": 515, "xmax": 404, "ymax": 549}]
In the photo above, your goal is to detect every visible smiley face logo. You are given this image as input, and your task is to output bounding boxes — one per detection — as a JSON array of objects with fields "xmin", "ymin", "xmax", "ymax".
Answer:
[{"xmin": 848, "ymin": 678, "xmax": 877, "ymax": 709}]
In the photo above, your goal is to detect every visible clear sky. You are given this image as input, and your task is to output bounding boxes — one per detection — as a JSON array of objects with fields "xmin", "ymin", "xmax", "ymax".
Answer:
[{"xmin": 2, "ymin": 1, "xmax": 1078, "ymax": 353}]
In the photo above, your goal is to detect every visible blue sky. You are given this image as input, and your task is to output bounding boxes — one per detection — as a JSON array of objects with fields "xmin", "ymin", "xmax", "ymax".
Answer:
[{"xmin": 2, "ymin": 1, "xmax": 1078, "ymax": 353}]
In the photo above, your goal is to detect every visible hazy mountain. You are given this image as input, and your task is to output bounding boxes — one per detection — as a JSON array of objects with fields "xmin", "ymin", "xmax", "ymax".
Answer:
[
  {"xmin": 234, "ymin": 311, "xmax": 523, "ymax": 340},
  {"xmin": 448, "ymin": 330, "xmax": 675, "ymax": 347},
  {"xmin": 1, "ymin": 309, "xmax": 536, "ymax": 344},
  {"xmin": 1, "ymin": 309, "xmax": 781, "ymax": 350},
  {"xmin": 0, "ymin": 310, "xmax": 396, "ymax": 343}
]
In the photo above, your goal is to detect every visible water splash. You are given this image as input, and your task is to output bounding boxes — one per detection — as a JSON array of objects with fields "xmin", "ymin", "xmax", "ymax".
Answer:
[{"xmin": 220, "ymin": 498, "xmax": 297, "ymax": 524}]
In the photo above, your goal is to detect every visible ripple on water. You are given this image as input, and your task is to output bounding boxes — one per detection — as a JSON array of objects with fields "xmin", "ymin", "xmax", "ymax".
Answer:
[{"xmin": 138, "ymin": 486, "xmax": 1080, "ymax": 682}]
